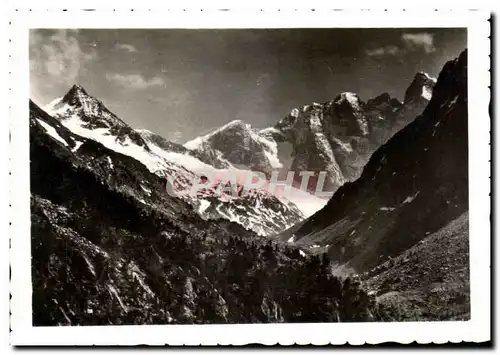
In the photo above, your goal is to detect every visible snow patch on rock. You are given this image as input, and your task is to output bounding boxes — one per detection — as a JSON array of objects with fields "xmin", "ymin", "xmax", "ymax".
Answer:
[
  {"xmin": 36, "ymin": 119, "xmax": 69, "ymax": 147},
  {"xmin": 198, "ymin": 200, "xmax": 211, "ymax": 214},
  {"xmin": 379, "ymin": 206, "xmax": 396, "ymax": 212},
  {"xmin": 71, "ymin": 140, "xmax": 84, "ymax": 152},
  {"xmin": 402, "ymin": 191, "xmax": 420, "ymax": 205},
  {"xmin": 422, "ymin": 85, "xmax": 433, "ymax": 101},
  {"xmin": 107, "ymin": 156, "xmax": 114, "ymax": 169}
]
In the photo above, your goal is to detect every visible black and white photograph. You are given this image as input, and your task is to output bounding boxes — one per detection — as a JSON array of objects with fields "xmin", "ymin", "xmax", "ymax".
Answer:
[{"xmin": 8, "ymin": 8, "xmax": 491, "ymax": 346}]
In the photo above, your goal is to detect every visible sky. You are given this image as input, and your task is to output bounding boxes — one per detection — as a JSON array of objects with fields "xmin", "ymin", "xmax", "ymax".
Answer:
[{"xmin": 30, "ymin": 28, "xmax": 466, "ymax": 143}]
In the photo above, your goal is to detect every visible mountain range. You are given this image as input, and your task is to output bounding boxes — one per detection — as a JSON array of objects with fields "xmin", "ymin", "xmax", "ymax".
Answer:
[
  {"xmin": 184, "ymin": 72, "xmax": 436, "ymax": 193},
  {"xmin": 42, "ymin": 85, "xmax": 304, "ymax": 236},
  {"xmin": 30, "ymin": 49, "xmax": 469, "ymax": 324}
]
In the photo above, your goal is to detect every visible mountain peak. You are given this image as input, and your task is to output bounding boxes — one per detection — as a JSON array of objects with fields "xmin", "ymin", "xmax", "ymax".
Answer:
[
  {"xmin": 45, "ymin": 84, "xmax": 130, "ymax": 131},
  {"xmin": 219, "ymin": 119, "xmax": 249, "ymax": 131},
  {"xmin": 70, "ymin": 84, "xmax": 87, "ymax": 93},
  {"xmin": 404, "ymin": 71, "xmax": 437, "ymax": 104},
  {"xmin": 185, "ymin": 120, "xmax": 251, "ymax": 150},
  {"xmin": 414, "ymin": 71, "xmax": 437, "ymax": 82},
  {"xmin": 333, "ymin": 92, "xmax": 363, "ymax": 111},
  {"xmin": 62, "ymin": 84, "xmax": 90, "ymax": 104},
  {"xmin": 365, "ymin": 92, "xmax": 403, "ymax": 112}
]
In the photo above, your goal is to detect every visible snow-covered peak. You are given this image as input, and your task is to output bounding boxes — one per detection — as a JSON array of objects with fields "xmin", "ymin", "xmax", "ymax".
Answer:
[
  {"xmin": 416, "ymin": 71, "xmax": 437, "ymax": 83},
  {"xmin": 46, "ymin": 85, "xmax": 128, "ymax": 130},
  {"xmin": 221, "ymin": 119, "xmax": 248, "ymax": 129},
  {"xmin": 334, "ymin": 92, "xmax": 363, "ymax": 111},
  {"xmin": 184, "ymin": 120, "xmax": 250, "ymax": 150},
  {"xmin": 184, "ymin": 119, "xmax": 283, "ymax": 173},
  {"xmin": 63, "ymin": 84, "xmax": 89, "ymax": 101},
  {"xmin": 404, "ymin": 72, "xmax": 437, "ymax": 104},
  {"xmin": 60, "ymin": 84, "xmax": 100, "ymax": 113}
]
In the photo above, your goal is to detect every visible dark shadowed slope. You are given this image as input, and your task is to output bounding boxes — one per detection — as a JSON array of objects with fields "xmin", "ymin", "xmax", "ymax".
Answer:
[{"xmin": 366, "ymin": 213, "xmax": 470, "ymax": 321}]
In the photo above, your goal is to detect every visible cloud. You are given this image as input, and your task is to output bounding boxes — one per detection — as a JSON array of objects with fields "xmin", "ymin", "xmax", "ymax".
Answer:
[
  {"xmin": 365, "ymin": 45, "xmax": 401, "ymax": 57},
  {"xmin": 116, "ymin": 43, "xmax": 138, "ymax": 53},
  {"xmin": 365, "ymin": 32, "xmax": 436, "ymax": 57},
  {"xmin": 401, "ymin": 32, "xmax": 436, "ymax": 53},
  {"xmin": 106, "ymin": 73, "xmax": 166, "ymax": 89},
  {"xmin": 30, "ymin": 29, "xmax": 97, "ymax": 84}
]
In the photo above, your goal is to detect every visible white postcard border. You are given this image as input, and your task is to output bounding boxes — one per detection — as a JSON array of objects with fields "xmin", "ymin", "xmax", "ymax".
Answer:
[{"xmin": 8, "ymin": 9, "xmax": 491, "ymax": 345}]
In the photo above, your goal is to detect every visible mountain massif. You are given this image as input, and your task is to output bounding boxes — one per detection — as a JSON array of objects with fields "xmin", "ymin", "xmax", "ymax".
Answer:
[
  {"xmin": 185, "ymin": 72, "xmax": 436, "ymax": 193},
  {"xmin": 30, "ymin": 49, "xmax": 469, "ymax": 324}
]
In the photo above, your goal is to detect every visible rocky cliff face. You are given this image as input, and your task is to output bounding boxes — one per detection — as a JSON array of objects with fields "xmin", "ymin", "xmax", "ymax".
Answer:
[
  {"xmin": 279, "ymin": 50, "xmax": 468, "ymax": 276},
  {"xmin": 262, "ymin": 73, "xmax": 436, "ymax": 193},
  {"xmin": 184, "ymin": 72, "xmax": 436, "ymax": 195}
]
